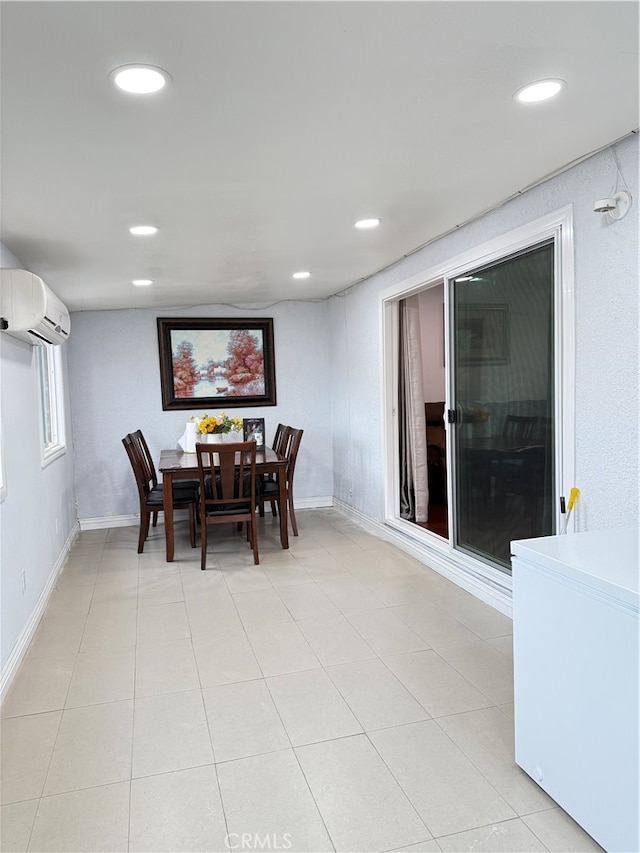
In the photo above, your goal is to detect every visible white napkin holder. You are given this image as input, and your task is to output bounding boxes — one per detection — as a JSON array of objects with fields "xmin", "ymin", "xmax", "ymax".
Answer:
[{"xmin": 177, "ymin": 421, "xmax": 197, "ymax": 453}]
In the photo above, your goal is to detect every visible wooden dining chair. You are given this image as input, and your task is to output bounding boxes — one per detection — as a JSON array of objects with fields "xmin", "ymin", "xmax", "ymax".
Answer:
[
  {"xmin": 257, "ymin": 427, "xmax": 304, "ymax": 535},
  {"xmin": 259, "ymin": 422, "xmax": 289, "ymax": 492},
  {"xmin": 130, "ymin": 428, "xmax": 199, "ymax": 528},
  {"xmin": 272, "ymin": 423, "xmax": 288, "ymax": 454},
  {"xmin": 122, "ymin": 433, "xmax": 197, "ymax": 554},
  {"xmin": 196, "ymin": 441, "xmax": 259, "ymax": 568}
]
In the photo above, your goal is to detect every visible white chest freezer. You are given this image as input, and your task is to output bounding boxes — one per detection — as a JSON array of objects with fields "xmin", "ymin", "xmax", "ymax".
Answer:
[{"xmin": 512, "ymin": 528, "xmax": 639, "ymax": 853}]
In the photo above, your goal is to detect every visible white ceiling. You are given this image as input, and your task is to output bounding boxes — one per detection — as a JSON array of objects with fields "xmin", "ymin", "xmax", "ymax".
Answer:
[{"xmin": 1, "ymin": 1, "xmax": 638, "ymax": 312}]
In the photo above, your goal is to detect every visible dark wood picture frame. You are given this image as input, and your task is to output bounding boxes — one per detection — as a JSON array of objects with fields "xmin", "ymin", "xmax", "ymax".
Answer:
[
  {"xmin": 243, "ymin": 418, "xmax": 266, "ymax": 449},
  {"xmin": 157, "ymin": 317, "xmax": 276, "ymax": 411}
]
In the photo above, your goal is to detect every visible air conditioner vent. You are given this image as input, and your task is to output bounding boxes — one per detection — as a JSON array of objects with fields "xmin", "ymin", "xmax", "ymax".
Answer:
[{"xmin": 0, "ymin": 269, "xmax": 70, "ymax": 345}]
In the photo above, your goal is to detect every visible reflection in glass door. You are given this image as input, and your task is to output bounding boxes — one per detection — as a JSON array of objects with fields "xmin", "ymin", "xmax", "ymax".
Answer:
[{"xmin": 452, "ymin": 242, "xmax": 555, "ymax": 569}]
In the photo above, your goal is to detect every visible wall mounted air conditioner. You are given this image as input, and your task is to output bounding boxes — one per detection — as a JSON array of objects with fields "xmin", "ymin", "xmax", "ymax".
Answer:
[{"xmin": 0, "ymin": 269, "xmax": 70, "ymax": 345}]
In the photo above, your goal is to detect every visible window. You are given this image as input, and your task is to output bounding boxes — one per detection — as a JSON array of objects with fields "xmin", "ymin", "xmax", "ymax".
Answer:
[
  {"xmin": 36, "ymin": 344, "xmax": 66, "ymax": 464},
  {"xmin": 0, "ymin": 422, "xmax": 6, "ymax": 502}
]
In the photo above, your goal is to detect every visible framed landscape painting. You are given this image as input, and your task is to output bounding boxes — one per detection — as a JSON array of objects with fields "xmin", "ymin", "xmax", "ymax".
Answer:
[{"xmin": 157, "ymin": 317, "xmax": 276, "ymax": 410}]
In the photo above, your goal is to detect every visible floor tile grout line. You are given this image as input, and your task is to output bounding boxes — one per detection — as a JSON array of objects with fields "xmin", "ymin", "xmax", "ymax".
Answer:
[
  {"xmin": 240, "ymin": 605, "xmax": 322, "ymax": 678},
  {"xmin": 321, "ymin": 653, "xmax": 424, "ymax": 733},
  {"xmin": 410, "ymin": 596, "xmax": 488, "ymax": 643},
  {"xmin": 361, "ymin": 728, "xmax": 436, "ymax": 844},
  {"xmin": 342, "ymin": 603, "xmax": 429, "ymax": 656},
  {"xmin": 431, "ymin": 814, "xmax": 553, "ymax": 851},
  {"xmin": 127, "ymin": 621, "xmax": 139, "ymax": 853},
  {"xmin": 520, "ymin": 807, "xmax": 578, "ymax": 852},
  {"xmin": 372, "ymin": 651, "xmax": 438, "ymax": 720},
  {"xmin": 431, "ymin": 641, "xmax": 514, "ymax": 705},
  {"xmin": 33, "ymin": 567, "xmax": 96, "ymax": 814},
  {"xmin": 428, "ymin": 646, "xmax": 499, "ymax": 707},
  {"xmin": 19, "ymin": 776, "xmax": 133, "ymax": 802},
  {"xmin": 428, "ymin": 712, "xmax": 519, "ymax": 819},
  {"xmin": 285, "ymin": 745, "xmax": 338, "ymax": 853},
  {"xmin": 226, "ymin": 578, "xmax": 270, "ymax": 684},
  {"xmin": 192, "ymin": 678, "xmax": 227, "ymax": 841}
]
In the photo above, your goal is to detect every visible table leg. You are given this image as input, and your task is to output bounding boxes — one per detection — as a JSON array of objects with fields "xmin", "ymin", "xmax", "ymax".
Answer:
[
  {"xmin": 163, "ymin": 472, "xmax": 175, "ymax": 562},
  {"xmin": 278, "ymin": 469, "xmax": 289, "ymax": 549}
]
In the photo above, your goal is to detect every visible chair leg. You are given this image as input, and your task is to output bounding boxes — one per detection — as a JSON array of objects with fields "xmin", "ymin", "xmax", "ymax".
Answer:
[
  {"xmin": 189, "ymin": 504, "xmax": 196, "ymax": 548},
  {"xmin": 259, "ymin": 503, "xmax": 265, "ymax": 518},
  {"xmin": 200, "ymin": 522, "xmax": 208, "ymax": 570},
  {"xmin": 152, "ymin": 511, "xmax": 159, "ymax": 528},
  {"xmin": 249, "ymin": 517, "xmax": 259, "ymax": 565},
  {"xmin": 270, "ymin": 501, "xmax": 278, "ymax": 518},
  {"xmin": 138, "ymin": 510, "xmax": 150, "ymax": 554},
  {"xmin": 288, "ymin": 489, "xmax": 298, "ymax": 536}
]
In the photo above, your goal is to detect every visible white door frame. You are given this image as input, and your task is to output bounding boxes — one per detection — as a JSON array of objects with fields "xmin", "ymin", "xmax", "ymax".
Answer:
[{"xmin": 380, "ymin": 206, "xmax": 575, "ymax": 609}]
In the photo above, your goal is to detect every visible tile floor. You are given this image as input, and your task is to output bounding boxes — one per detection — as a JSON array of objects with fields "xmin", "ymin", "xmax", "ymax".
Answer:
[{"xmin": 1, "ymin": 509, "xmax": 603, "ymax": 853}]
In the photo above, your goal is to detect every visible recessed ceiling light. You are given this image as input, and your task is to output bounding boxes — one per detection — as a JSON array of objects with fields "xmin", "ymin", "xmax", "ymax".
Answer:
[
  {"xmin": 132, "ymin": 279, "xmax": 153, "ymax": 286},
  {"xmin": 129, "ymin": 225, "xmax": 159, "ymax": 236},
  {"xmin": 355, "ymin": 218, "xmax": 381, "ymax": 230},
  {"xmin": 515, "ymin": 79, "xmax": 564, "ymax": 104},
  {"xmin": 110, "ymin": 64, "xmax": 171, "ymax": 94},
  {"xmin": 292, "ymin": 271, "xmax": 311, "ymax": 280}
]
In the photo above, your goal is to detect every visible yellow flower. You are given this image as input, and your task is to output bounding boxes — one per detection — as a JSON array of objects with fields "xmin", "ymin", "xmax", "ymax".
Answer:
[{"xmin": 195, "ymin": 411, "xmax": 242, "ymax": 435}]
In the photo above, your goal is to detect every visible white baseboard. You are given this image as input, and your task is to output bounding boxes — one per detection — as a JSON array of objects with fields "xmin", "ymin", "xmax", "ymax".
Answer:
[
  {"xmin": 333, "ymin": 499, "xmax": 513, "ymax": 617},
  {"xmin": 1, "ymin": 522, "xmax": 80, "ymax": 704},
  {"xmin": 79, "ymin": 514, "xmax": 139, "ymax": 531},
  {"xmin": 79, "ymin": 498, "xmax": 335, "ymax": 532},
  {"xmin": 295, "ymin": 496, "xmax": 334, "ymax": 509}
]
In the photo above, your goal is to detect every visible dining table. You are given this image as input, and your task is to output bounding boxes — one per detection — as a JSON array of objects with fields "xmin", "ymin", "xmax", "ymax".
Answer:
[{"xmin": 159, "ymin": 446, "xmax": 289, "ymax": 562}]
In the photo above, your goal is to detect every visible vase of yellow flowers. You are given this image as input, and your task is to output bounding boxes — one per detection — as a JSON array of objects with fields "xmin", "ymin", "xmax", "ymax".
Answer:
[{"xmin": 193, "ymin": 412, "xmax": 243, "ymax": 443}]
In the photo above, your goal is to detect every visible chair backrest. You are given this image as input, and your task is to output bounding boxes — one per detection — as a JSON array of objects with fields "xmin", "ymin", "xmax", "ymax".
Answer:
[
  {"xmin": 503, "ymin": 415, "xmax": 540, "ymax": 443},
  {"xmin": 272, "ymin": 423, "xmax": 288, "ymax": 454},
  {"xmin": 122, "ymin": 433, "xmax": 152, "ymax": 503},
  {"xmin": 282, "ymin": 427, "xmax": 303, "ymax": 484},
  {"xmin": 131, "ymin": 429, "xmax": 157, "ymax": 489},
  {"xmin": 195, "ymin": 441, "xmax": 257, "ymax": 516}
]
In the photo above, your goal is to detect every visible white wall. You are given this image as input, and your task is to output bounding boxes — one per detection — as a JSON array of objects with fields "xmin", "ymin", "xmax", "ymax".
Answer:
[
  {"xmin": 329, "ymin": 281, "xmax": 386, "ymax": 521},
  {"xmin": 329, "ymin": 134, "xmax": 639, "ymax": 533},
  {"xmin": 0, "ymin": 243, "xmax": 77, "ymax": 677},
  {"xmin": 68, "ymin": 300, "xmax": 333, "ymax": 522}
]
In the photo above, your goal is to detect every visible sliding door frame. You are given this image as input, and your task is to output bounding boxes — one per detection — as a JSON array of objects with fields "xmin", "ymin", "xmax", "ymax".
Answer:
[{"xmin": 380, "ymin": 206, "xmax": 575, "ymax": 605}]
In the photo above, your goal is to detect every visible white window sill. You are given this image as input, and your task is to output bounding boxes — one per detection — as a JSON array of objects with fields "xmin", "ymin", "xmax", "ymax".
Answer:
[{"xmin": 42, "ymin": 443, "xmax": 66, "ymax": 467}]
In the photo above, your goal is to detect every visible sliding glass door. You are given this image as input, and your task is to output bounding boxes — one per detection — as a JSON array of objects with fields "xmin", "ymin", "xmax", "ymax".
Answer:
[{"xmin": 451, "ymin": 242, "xmax": 556, "ymax": 568}]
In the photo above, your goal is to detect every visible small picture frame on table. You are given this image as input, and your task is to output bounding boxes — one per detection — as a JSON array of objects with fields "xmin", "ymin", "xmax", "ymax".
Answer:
[{"xmin": 243, "ymin": 418, "xmax": 265, "ymax": 449}]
